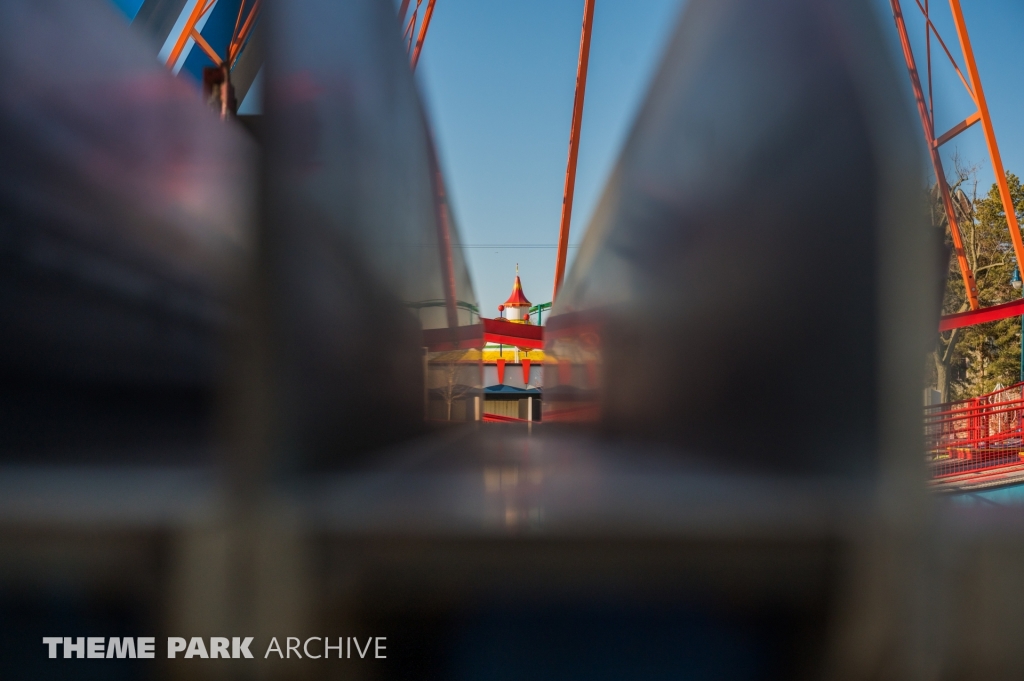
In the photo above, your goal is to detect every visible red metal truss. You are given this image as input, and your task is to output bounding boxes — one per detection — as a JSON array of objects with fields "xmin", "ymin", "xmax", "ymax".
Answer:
[
  {"xmin": 399, "ymin": 0, "xmax": 436, "ymax": 71},
  {"xmin": 925, "ymin": 381, "xmax": 1024, "ymax": 479},
  {"xmin": 228, "ymin": 0, "xmax": 260, "ymax": 66},
  {"xmin": 165, "ymin": 0, "xmax": 260, "ymax": 71},
  {"xmin": 410, "ymin": 0, "xmax": 436, "ymax": 70},
  {"xmin": 166, "ymin": 0, "xmax": 215, "ymax": 68},
  {"xmin": 890, "ymin": 1, "xmax": 1024, "ymax": 325},
  {"xmin": 937, "ymin": 297, "xmax": 1024, "ymax": 332},
  {"xmin": 552, "ymin": 0, "xmax": 596, "ymax": 302}
]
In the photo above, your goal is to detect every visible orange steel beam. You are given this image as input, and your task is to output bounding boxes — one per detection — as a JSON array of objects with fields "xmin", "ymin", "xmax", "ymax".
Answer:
[
  {"xmin": 552, "ymin": 0, "xmax": 596, "ymax": 302},
  {"xmin": 397, "ymin": 0, "xmax": 412, "ymax": 26},
  {"xmin": 228, "ymin": 0, "xmax": 260, "ymax": 67},
  {"xmin": 166, "ymin": 0, "xmax": 216, "ymax": 69},
  {"xmin": 167, "ymin": 0, "xmax": 260, "ymax": 71},
  {"xmin": 934, "ymin": 111, "xmax": 980, "ymax": 148},
  {"xmin": 403, "ymin": 0, "xmax": 422, "ymax": 55},
  {"xmin": 914, "ymin": 0, "xmax": 976, "ymax": 102},
  {"xmin": 891, "ymin": 0, "xmax": 979, "ymax": 309},
  {"xmin": 410, "ymin": 0, "xmax": 436, "ymax": 71},
  {"xmin": 947, "ymin": 0, "xmax": 1024, "ymax": 278},
  {"xmin": 191, "ymin": 28, "xmax": 222, "ymax": 65},
  {"xmin": 230, "ymin": 0, "xmax": 247, "ymax": 49}
]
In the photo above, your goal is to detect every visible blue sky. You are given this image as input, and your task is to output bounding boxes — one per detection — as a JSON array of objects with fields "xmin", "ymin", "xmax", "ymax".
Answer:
[
  {"xmin": 411, "ymin": 0, "xmax": 683, "ymax": 315},
  {"xmin": 110, "ymin": 0, "xmax": 1024, "ymax": 316},
  {"xmin": 885, "ymin": 0, "xmax": 1024, "ymax": 191},
  {"xmin": 417, "ymin": 0, "xmax": 1024, "ymax": 315}
]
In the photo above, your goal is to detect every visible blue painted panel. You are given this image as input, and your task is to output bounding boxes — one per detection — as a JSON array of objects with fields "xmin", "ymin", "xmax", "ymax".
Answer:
[
  {"xmin": 949, "ymin": 484, "xmax": 1024, "ymax": 506},
  {"xmin": 109, "ymin": 0, "xmax": 146, "ymax": 21}
]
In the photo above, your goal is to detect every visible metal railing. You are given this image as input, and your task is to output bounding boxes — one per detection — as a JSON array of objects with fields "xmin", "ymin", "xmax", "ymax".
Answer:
[{"xmin": 925, "ymin": 382, "xmax": 1024, "ymax": 478}]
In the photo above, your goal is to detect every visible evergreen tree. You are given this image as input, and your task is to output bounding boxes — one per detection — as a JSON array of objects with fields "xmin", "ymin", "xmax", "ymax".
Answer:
[{"xmin": 932, "ymin": 165, "xmax": 1024, "ymax": 401}]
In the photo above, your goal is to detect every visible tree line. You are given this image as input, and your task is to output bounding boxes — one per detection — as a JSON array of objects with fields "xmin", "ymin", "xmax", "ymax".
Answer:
[{"xmin": 929, "ymin": 158, "xmax": 1024, "ymax": 402}]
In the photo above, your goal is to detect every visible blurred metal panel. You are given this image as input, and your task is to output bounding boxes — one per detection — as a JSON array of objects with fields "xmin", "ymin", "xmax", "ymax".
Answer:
[
  {"xmin": 242, "ymin": 0, "xmax": 481, "ymax": 474},
  {"xmin": 131, "ymin": 0, "xmax": 189, "ymax": 50},
  {"xmin": 544, "ymin": 0, "xmax": 935, "ymax": 482},
  {"xmin": 15, "ymin": 0, "xmax": 1024, "ymax": 679},
  {"xmin": 0, "ymin": 0, "xmax": 253, "ymax": 462},
  {"xmin": 179, "ymin": 0, "xmax": 243, "ymax": 81}
]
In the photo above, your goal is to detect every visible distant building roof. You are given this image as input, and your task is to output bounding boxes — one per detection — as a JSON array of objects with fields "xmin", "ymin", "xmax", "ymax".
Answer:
[
  {"xmin": 503, "ymin": 266, "xmax": 532, "ymax": 307},
  {"xmin": 485, "ymin": 384, "xmax": 541, "ymax": 396}
]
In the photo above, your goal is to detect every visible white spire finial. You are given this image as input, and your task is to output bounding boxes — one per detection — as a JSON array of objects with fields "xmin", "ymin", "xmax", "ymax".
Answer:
[{"xmin": 516, "ymin": 263, "xmax": 519, "ymax": 275}]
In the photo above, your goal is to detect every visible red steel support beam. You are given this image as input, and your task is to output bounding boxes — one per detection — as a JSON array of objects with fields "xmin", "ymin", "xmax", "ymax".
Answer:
[
  {"xmin": 482, "ymin": 318, "xmax": 544, "ymax": 350},
  {"xmin": 410, "ymin": 0, "xmax": 436, "ymax": 71},
  {"xmin": 891, "ymin": 0, "xmax": 979, "ymax": 309},
  {"xmin": 939, "ymin": 298, "xmax": 1024, "ymax": 332},
  {"xmin": 552, "ymin": 0, "xmax": 596, "ymax": 302},
  {"xmin": 947, "ymin": 0, "xmax": 1024, "ymax": 278}
]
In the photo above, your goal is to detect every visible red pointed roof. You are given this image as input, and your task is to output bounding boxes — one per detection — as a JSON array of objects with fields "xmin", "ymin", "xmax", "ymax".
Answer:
[{"xmin": 503, "ymin": 268, "xmax": 532, "ymax": 307}]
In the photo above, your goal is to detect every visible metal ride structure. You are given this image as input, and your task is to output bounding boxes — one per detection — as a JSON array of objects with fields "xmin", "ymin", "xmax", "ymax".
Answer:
[
  {"xmin": 155, "ymin": 1, "xmax": 1024, "ymax": 407},
  {"xmin": 397, "ymin": 1, "xmax": 552, "ymax": 357},
  {"xmin": 890, "ymin": 0, "xmax": 1024, "ymax": 329},
  {"xmin": 395, "ymin": 0, "xmax": 471, "ymax": 354},
  {"xmin": 553, "ymin": 0, "xmax": 596, "ymax": 302},
  {"xmin": 166, "ymin": 0, "xmax": 260, "ymax": 70},
  {"xmin": 164, "ymin": 0, "xmax": 261, "ymax": 118},
  {"xmin": 399, "ymin": 0, "xmax": 438, "ymax": 71},
  {"xmin": 15, "ymin": 1, "xmax": 1024, "ymax": 676},
  {"xmin": 160, "ymin": 0, "xmax": 437, "ymax": 91},
  {"xmin": 155, "ymin": 1, "xmax": 1022, "ymax": 331},
  {"xmin": 924, "ymin": 381, "xmax": 1024, "ymax": 483},
  {"xmin": 888, "ymin": 1, "xmax": 1024, "ymax": 487}
]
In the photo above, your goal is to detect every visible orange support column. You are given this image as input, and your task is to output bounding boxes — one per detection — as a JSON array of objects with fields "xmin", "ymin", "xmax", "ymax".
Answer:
[
  {"xmin": 521, "ymin": 358, "xmax": 531, "ymax": 385},
  {"xmin": 410, "ymin": 0, "xmax": 436, "ymax": 70},
  {"xmin": 947, "ymin": 0, "xmax": 1024, "ymax": 277},
  {"xmin": 553, "ymin": 0, "xmax": 596, "ymax": 301},
  {"xmin": 496, "ymin": 358, "xmax": 506, "ymax": 385},
  {"xmin": 890, "ymin": 0, "xmax": 979, "ymax": 308},
  {"xmin": 165, "ymin": 0, "xmax": 215, "ymax": 69}
]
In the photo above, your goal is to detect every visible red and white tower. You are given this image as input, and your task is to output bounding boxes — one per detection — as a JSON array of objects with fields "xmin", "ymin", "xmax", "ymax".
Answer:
[{"xmin": 499, "ymin": 265, "xmax": 532, "ymax": 323}]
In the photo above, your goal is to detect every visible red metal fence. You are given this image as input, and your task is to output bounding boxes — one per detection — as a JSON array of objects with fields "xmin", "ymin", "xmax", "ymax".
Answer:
[{"xmin": 925, "ymin": 382, "xmax": 1024, "ymax": 478}]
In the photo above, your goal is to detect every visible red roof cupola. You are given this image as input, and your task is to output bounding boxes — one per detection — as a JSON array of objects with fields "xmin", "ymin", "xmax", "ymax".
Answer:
[
  {"xmin": 503, "ymin": 264, "xmax": 532, "ymax": 308},
  {"xmin": 499, "ymin": 264, "xmax": 532, "ymax": 323}
]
